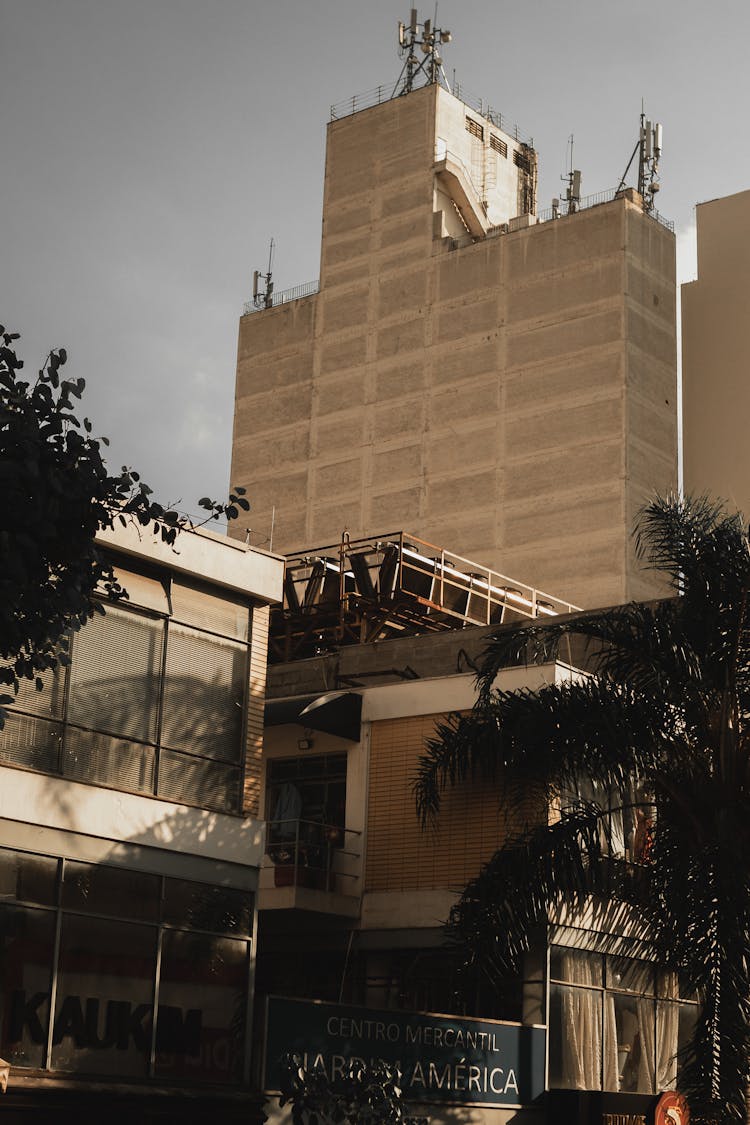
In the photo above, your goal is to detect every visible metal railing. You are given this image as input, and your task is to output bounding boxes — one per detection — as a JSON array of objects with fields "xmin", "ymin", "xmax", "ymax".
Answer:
[
  {"xmin": 536, "ymin": 188, "xmax": 674, "ymax": 232},
  {"xmin": 265, "ymin": 818, "xmax": 361, "ymax": 893},
  {"xmin": 330, "ymin": 77, "xmax": 532, "ymax": 147},
  {"xmin": 242, "ymin": 279, "xmax": 319, "ymax": 317}
]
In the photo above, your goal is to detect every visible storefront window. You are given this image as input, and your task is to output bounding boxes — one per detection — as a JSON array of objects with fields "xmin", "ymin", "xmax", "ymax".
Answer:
[
  {"xmin": 0, "ymin": 904, "xmax": 56, "ymax": 1068},
  {"xmin": 51, "ymin": 914, "xmax": 157, "ymax": 1077},
  {"xmin": 548, "ymin": 946, "xmax": 698, "ymax": 1094},
  {"xmin": 0, "ymin": 846, "xmax": 254, "ymax": 1085},
  {"xmin": 155, "ymin": 930, "xmax": 248, "ymax": 1083}
]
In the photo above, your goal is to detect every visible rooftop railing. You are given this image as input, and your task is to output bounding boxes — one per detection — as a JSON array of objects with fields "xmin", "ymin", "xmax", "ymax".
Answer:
[
  {"xmin": 329, "ymin": 76, "xmax": 532, "ymax": 146},
  {"xmin": 242, "ymin": 279, "xmax": 319, "ymax": 317},
  {"xmin": 536, "ymin": 188, "xmax": 675, "ymax": 232}
]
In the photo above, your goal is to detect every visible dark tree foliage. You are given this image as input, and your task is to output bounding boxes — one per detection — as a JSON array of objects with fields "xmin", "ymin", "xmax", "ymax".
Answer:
[
  {"xmin": 414, "ymin": 495, "xmax": 750, "ymax": 1125},
  {"xmin": 279, "ymin": 1055, "xmax": 414, "ymax": 1125},
  {"xmin": 0, "ymin": 327, "xmax": 249, "ymax": 722}
]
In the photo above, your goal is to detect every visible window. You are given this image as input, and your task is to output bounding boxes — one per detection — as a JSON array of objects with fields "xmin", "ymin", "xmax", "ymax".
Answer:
[
  {"xmin": 548, "ymin": 947, "xmax": 698, "ymax": 1094},
  {"xmin": 0, "ymin": 569, "xmax": 252, "ymax": 814},
  {"xmin": 514, "ymin": 148, "xmax": 532, "ymax": 172},
  {"xmin": 490, "ymin": 134, "xmax": 507, "ymax": 158},
  {"xmin": 0, "ymin": 846, "xmax": 254, "ymax": 1084},
  {"xmin": 266, "ymin": 754, "xmax": 347, "ymax": 877},
  {"xmin": 465, "ymin": 117, "xmax": 484, "ymax": 141}
]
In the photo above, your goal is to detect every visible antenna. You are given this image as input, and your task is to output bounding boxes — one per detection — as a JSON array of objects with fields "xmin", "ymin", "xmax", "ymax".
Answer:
[
  {"xmin": 392, "ymin": 8, "xmax": 452, "ymax": 97},
  {"xmin": 617, "ymin": 108, "xmax": 663, "ymax": 213},
  {"xmin": 559, "ymin": 134, "xmax": 582, "ymax": 214},
  {"xmin": 252, "ymin": 238, "xmax": 275, "ymax": 310}
]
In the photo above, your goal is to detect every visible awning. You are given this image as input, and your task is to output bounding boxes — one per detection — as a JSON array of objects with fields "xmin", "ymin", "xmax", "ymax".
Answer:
[{"xmin": 264, "ymin": 691, "xmax": 362, "ymax": 742}]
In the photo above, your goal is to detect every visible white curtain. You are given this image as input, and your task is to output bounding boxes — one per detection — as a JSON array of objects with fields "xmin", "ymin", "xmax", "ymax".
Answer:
[{"xmin": 559, "ymin": 951, "xmax": 604, "ymax": 1089}]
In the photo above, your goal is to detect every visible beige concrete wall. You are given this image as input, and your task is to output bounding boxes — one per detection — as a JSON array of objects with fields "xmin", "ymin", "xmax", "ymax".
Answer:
[
  {"xmin": 230, "ymin": 86, "xmax": 677, "ymax": 611},
  {"xmin": 683, "ymin": 188, "xmax": 750, "ymax": 518}
]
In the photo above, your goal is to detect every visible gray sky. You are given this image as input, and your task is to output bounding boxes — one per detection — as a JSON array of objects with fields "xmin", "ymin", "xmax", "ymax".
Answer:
[{"xmin": 3, "ymin": 0, "xmax": 748, "ymax": 531}]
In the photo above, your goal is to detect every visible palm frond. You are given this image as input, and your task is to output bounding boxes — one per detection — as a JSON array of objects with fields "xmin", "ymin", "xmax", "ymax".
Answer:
[
  {"xmin": 449, "ymin": 804, "xmax": 616, "ymax": 975},
  {"xmin": 414, "ymin": 677, "xmax": 661, "ymax": 826}
]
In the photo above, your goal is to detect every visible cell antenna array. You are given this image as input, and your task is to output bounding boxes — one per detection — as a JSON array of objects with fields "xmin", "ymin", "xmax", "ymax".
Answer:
[
  {"xmin": 252, "ymin": 238, "xmax": 275, "ymax": 310},
  {"xmin": 393, "ymin": 8, "xmax": 452, "ymax": 97},
  {"xmin": 617, "ymin": 109, "xmax": 663, "ymax": 213}
]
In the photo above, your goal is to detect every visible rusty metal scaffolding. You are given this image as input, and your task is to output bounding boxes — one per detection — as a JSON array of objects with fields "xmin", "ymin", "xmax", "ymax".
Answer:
[{"xmin": 269, "ymin": 531, "xmax": 580, "ymax": 664}]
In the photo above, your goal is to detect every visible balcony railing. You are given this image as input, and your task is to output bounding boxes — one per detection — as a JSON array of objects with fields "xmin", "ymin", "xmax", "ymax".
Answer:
[{"xmin": 264, "ymin": 818, "xmax": 361, "ymax": 894}]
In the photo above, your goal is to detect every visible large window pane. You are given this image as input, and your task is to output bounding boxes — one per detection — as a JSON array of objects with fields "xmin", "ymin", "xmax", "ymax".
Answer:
[
  {"xmin": 549, "ymin": 981, "xmax": 603, "ymax": 1089},
  {"xmin": 154, "ymin": 929, "xmax": 248, "ymax": 1084},
  {"xmin": 62, "ymin": 862, "xmax": 160, "ymax": 922},
  {"xmin": 605, "ymin": 992, "xmax": 655, "ymax": 1093},
  {"xmin": 68, "ymin": 605, "xmax": 163, "ymax": 744},
  {"xmin": 50, "ymin": 915, "xmax": 156, "ymax": 1076},
  {"xmin": 0, "ymin": 904, "xmax": 55, "ymax": 1068},
  {"xmin": 161, "ymin": 626, "xmax": 246, "ymax": 763}
]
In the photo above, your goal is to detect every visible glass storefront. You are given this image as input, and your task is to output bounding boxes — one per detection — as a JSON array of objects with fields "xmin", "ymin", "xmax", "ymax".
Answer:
[{"xmin": 0, "ymin": 846, "xmax": 254, "ymax": 1084}]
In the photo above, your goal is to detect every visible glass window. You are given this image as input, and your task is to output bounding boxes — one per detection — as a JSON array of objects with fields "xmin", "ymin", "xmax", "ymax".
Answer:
[
  {"xmin": 0, "ymin": 849, "xmax": 58, "ymax": 907},
  {"xmin": 62, "ymin": 861, "xmax": 160, "ymax": 922},
  {"xmin": 549, "ymin": 947, "xmax": 696, "ymax": 1095},
  {"xmin": 7, "ymin": 661, "xmax": 66, "ymax": 720},
  {"xmin": 62, "ymin": 727, "xmax": 155, "ymax": 794},
  {"xmin": 50, "ymin": 914, "xmax": 157, "ymax": 1077},
  {"xmin": 68, "ymin": 605, "xmax": 163, "ymax": 744},
  {"xmin": 0, "ymin": 711, "xmax": 63, "ymax": 774},
  {"xmin": 161, "ymin": 625, "xmax": 246, "ymax": 764},
  {"xmin": 154, "ymin": 929, "xmax": 248, "ymax": 1084},
  {"xmin": 158, "ymin": 750, "xmax": 241, "ymax": 813},
  {"xmin": 0, "ymin": 904, "xmax": 56, "ymax": 1068},
  {"xmin": 170, "ymin": 581, "xmax": 250, "ymax": 641},
  {"xmin": 549, "ymin": 981, "xmax": 603, "ymax": 1090},
  {"xmin": 163, "ymin": 879, "xmax": 253, "ymax": 937}
]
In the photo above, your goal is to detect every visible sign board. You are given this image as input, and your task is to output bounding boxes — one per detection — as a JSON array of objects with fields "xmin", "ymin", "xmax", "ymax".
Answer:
[{"xmin": 264, "ymin": 996, "xmax": 546, "ymax": 1108}]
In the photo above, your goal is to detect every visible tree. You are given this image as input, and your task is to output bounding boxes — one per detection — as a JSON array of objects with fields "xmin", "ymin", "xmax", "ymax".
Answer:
[
  {"xmin": 414, "ymin": 495, "xmax": 750, "ymax": 1125},
  {"xmin": 0, "ymin": 327, "xmax": 249, "ymax": 720},
  {"xmin": 279, "ymin": 1055, "xmax": 412, "ymax": 1125}
]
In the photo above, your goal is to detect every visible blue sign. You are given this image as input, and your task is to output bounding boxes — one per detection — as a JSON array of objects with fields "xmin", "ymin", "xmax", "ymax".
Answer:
[{"xmin": 265, "ymin": 996, "xmax": 546, "ymax": 1108}]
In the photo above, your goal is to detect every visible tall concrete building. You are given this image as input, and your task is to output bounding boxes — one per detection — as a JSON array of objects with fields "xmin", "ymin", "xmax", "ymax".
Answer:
[
  {"xmin": 682, "ymin": 188, "xmax": 750, "ymax": 517},
  {"xmin": 231, "ymin": 80, "xmax": 677, "ymax": 611}
]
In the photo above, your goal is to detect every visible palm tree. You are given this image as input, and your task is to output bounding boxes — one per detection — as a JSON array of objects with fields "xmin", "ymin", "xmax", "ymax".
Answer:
[{"xmin": 414, "ymin": 495, "xmax": 750, "ymax": 1125}]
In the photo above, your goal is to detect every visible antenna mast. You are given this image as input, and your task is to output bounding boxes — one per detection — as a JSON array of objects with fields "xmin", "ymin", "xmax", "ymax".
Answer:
[
  {"xmin": 252, "ymin": 238, "xmax": 275, "ymax": 310},
  {"xmin": 393, "ymin": 8, "xmax": 452, "ymax": 97},
  {"xmin": 559, "ymin": 134, "xmax": 582, "ymax": 215},
  {"xmin": 617, "ymin": 108, "xmax": 663, "ymax": 212}
]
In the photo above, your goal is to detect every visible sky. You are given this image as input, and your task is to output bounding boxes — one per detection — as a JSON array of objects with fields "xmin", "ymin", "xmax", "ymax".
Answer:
[{"xmin": 3, "ymin": 0, "xmax": 750, "ymax": 532}]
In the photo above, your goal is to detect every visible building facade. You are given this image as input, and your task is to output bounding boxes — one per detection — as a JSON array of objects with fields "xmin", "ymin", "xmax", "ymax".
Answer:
[
  {"xmin": 255, "ymin": 605, "xmax": 695, "ymax": 1125},
  {"xmin": 682, "ymin": 186, "xmax": 750, "ymax": 517},
  {"xmin": 0, "ymin": 521, "xmax": 283, "ymax": 1122},
  {"xmin": 230, "ymin": 80, "xmax": 678, "ymax": 611}
]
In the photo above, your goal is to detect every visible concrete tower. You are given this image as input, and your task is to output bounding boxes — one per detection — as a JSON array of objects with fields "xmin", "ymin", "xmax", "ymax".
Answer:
[
  {"xmin": 230, "ymin": 81, "xmax": 677, "ymax": 610},
  {"xmin": 682, "ymin": 188, "xmax": 750, "ymax": 518}
]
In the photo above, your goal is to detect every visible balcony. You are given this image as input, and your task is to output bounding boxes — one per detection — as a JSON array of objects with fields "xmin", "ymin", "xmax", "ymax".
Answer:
[{"xmin": 258, "ymin": 818, "xmax": 361, "ymax": 917}]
